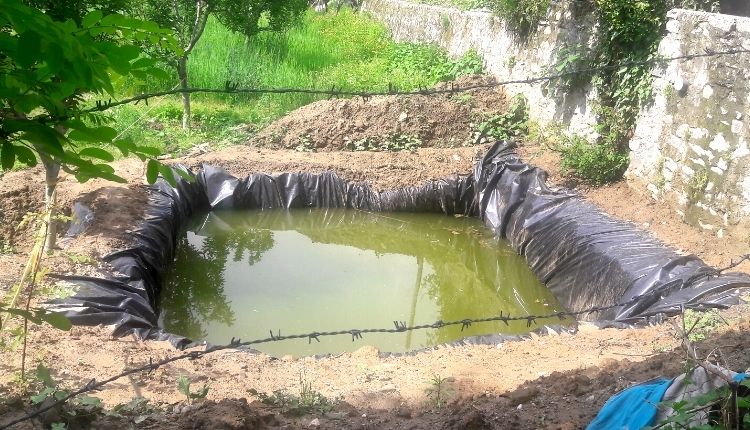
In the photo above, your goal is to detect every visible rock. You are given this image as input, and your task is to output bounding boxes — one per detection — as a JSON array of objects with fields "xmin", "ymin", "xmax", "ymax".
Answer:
[
  {"xmin": 309, "ymin": 417, "xmax": 321, "ymax": 427},
  {"xmin": 507, "ymin": 386, "xmax": 539, "ymax": 406},
  {"xmin": 396, "ymin": 407, "xmax": 412, "ymax": 419}
]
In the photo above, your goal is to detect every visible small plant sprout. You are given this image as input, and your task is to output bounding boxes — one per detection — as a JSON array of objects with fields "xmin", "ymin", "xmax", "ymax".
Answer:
[{"xmin": 177, "ymin": 375, "xmax": 210, "ymax": 404}]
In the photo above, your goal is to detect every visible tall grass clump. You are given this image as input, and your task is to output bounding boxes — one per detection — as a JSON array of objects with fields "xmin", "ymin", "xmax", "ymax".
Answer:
[{"xmin": 111, "ymin": 9, "xmax": 485, "ymax": 154}]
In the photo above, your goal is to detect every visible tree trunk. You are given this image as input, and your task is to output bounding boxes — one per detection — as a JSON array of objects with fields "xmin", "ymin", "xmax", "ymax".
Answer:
[
  {"xmin": 39, "ymin": 155, "xmax": 60, "ymax": 254},
  {"xmin": 177, "ymin": 56, "xmax": 191, "ymax": 130}
]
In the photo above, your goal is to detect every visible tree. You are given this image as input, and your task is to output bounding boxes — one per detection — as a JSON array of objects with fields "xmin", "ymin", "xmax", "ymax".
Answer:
[
  {"xmin": 0, "ymin": 0, "xmax": 181, "ymax": 251},
  {"xmin": 132, "ymin": 0, "xmax": 308, "ymax": 130}
]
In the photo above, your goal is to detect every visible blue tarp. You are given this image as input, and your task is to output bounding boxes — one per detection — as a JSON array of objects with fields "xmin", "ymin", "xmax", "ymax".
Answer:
[{"xmin": 586, "ymin": 377, "xmax": 673, "ymax": 430}]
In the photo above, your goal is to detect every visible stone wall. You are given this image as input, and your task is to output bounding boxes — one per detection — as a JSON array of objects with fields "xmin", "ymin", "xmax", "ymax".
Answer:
[
  {"xmin": 363, "ymin": 0, "xmax": 750, "ymax": 239},
  {"xmin": 363, "ymin": 0, "xmax": 600, "ymax": 138},
  {"xmin": 628, "ymin": 9, "xmax": 750, "ymax": 239}
]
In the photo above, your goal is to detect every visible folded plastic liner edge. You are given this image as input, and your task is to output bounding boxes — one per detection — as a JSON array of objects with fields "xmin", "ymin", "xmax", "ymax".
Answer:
[{"xmin": 48, "ymin": 141, "xmax": 750, "ymax": 350}]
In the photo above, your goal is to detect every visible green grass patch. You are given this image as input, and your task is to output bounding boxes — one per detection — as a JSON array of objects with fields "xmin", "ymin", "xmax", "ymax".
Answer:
[{"xmin": 112, "ymin": 10, "xmax": 484, "ymax": 156}]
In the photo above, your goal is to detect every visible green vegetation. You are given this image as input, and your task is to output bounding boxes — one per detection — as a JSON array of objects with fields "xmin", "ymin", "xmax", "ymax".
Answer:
[
  {"xmin": 250, "ymin": 373, "xmax": 337, "ymax": 416},
  {"xmin": 177, "ymin": 375, "xmax": 210, "ymax": 404},
  {"xmin": 112, "ymin": 11, "xmax": 485, "ymax": 156},
  {"xmin": 132, "ymin": 0, "xmax": 308, "ymax": 129},
  {"xmin": 346, "ymin": 133, "xmax": 423, "ymax": 152},
  {"xmin": 425, "ymin": 374, "xmax": 453, "ymax": 409},
  {"xmin": 469, "ymin": 94, "xmax": 528, "ymax": 144},
  {"xmin": 559, "ymin": 134, "xmax": 629, "ymax": 185}
]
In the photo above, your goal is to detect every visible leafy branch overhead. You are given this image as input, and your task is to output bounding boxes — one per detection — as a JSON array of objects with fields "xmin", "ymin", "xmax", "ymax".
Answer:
[{"xmin": 0, "ymin": 0, "xmax": 179, "ymax": 183}]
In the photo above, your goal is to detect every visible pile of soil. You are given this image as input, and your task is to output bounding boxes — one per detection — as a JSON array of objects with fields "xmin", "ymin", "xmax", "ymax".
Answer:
[
  {"xmin": 251, "ymin": 75, "xmax": 508, "ymax": 150},
  {"xmin": 1, "ymin": 74, "xmax": 749, "ymax": 430}
]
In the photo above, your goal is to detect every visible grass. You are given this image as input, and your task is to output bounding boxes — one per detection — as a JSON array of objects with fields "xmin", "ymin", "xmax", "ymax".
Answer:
[{"xmin": 110, "ymin": 10, "xmax": 484, "ymax": 156}]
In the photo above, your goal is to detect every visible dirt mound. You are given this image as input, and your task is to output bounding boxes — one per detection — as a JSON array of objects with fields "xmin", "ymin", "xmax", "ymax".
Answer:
[{"xmin": 251, "ymin": 75, "xmax": 508, "ymax": 151}]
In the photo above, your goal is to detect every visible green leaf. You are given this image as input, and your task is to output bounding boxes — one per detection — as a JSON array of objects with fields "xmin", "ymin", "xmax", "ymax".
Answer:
[
  {"xmin": 82, "ymin": 10, "xmax": 103, "ymax": 28},
  {"xmin": 137, "ymin": 146, "xmax": 162, "ymax": 157},
  {"xmin": 79, "ymin": 147, "xmax": 115, "ymax": 162},
  {"xmin": 50, "ymin": 423, "xmax": 66, "ymax": 430},
  {"xmin": 38, "ymin": 311, "xmax": 72, "ymax": 331},
  {"xmin": 78, "ymin": 395, "xmax": 102, "ymax": 407},
  {"xmin": 1, "ymin": 142, "xmax": 15, "ymax": 170},
  {"xmin": 177, "ymin": 375, "xmax": 191, "ymax": 397},
  {"xmin": 30, "ymin": 387, "xmax": 56, "ymax": 404},
  {"xmin": 36, "ymin": 363, "xmax": 55, "ymax": 388},
  {"xmin": 159, "ymin": 164, "xmax": 177, "ymax": 187},
  {"xmin": 68, "ymin": 125, "xmax": 118, "ymax": 143},
  {"xmin": 146, "ymin": 159, "xmax": 159, "ymax": 184},
  {"xmin": 15, "ymin": 31, "xmax": 41, "ymax": 68}
]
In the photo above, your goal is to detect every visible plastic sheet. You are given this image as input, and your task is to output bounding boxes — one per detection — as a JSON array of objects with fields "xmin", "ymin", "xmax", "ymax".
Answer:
[{"xmin": 49, "ymin": 142, "xmax": 750, "ymax": 346}]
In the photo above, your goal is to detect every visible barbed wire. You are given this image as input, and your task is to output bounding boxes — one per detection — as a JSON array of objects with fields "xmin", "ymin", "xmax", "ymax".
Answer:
[
  {"xmin": 3, "ymin": 269, "xmax": 742, "ymax": 430},
  {"xmin": 73, "ymin": 47, "xmax": 750, "ymax": 117}
]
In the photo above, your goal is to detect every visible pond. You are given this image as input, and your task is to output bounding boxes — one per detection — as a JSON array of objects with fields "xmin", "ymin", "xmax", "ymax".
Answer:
[{"xmin": 159, "ymin": 208, "xmax": 568, "ymax": 356}]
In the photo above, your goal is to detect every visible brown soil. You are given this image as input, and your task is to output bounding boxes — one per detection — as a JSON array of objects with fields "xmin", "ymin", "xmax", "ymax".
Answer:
[
  {"xmin": 1, "ymin": 79, "xmax": 750, "ymax": 430},
  {"xmin": 251, "ymin": 75, "xmax": 507, "ymax": 151}
]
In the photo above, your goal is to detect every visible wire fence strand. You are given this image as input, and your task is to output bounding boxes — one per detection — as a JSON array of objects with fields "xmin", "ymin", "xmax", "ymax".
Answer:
[{"xmin": 61, "ymin": 47, "xmax": 749, "ymax": 117}]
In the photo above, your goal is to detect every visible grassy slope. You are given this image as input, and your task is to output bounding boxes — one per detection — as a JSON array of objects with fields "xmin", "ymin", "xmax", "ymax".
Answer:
[{"xmin": 108, "ymin": 10, "xmax": 482, "ymax": 157}]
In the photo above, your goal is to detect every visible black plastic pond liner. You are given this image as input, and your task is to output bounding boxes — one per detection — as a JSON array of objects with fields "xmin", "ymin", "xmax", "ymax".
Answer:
[{"xmin": 50, "ymin": 141, "xmax": 750, "ymax": 348}]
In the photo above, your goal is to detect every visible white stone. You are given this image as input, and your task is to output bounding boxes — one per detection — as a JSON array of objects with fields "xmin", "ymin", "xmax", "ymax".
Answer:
[
  {"xmin": 731, "ymin": 120, "xmax": 744, "ymax": 135},
  {"xmin": 737, "ymin": 112, "xmax": 744, "ymax": 120},
  {"xmin": 675, "ymin": 123, "xmax": 690, "ymax": 139},
  {"xmin": 711, "ymin": 166, "xmax": 724, "ymax": 175},
  {"xmin": 702, "ymin": 85, "xmax": 714, "ymax": 99},
  {"xmin": 647, "ymin": 183, "xmax": 660, "ymax": 195},
  {"xmin": 681, "ymin": 165, "xmax": 695, "ymax": 177},
  {"xmin": 673, "ymin": 76, "xmax": 685, "ymax": 92},
  {"xmin": 717, "ymin": 229, "xmax": 724, "ymax": 239},
  {"xmin": 698, "ymin": 221, "xmax": 715, "ymax": 231},
  {"xmin": 720, "ymin": 106, "xmax": 729, "ymax": 115},
  {"xmin": 664, "ymin": 158, "xmax": 679, "ymax": 172},
  {"xmin": 716, "ymin": 158, "xmax": 728, "ymax": 171},
  {"xmin": 705, "ymin": 182, "xmax": 714, "ymax": 192},
  {"xmin": 666, "ymin": 19, "xmax": 680, "ymax": 33},
  {"xmin": 732, "ymin": 139, "xmax": 750, "ymax": 158},
  {"xmin": 689, "ymin": 157, "xmax": 706, "ymax": 166},
  {"xmin": 709, "ymin": 134, "xmax": 730, "ymax": 152},
  {"xmin": 690, "ymin": 128, "xmax": 708, "ymax": 140},
  {"xmin": 689, "ymin": 144, "xmax": 711, "ymax": 158}
]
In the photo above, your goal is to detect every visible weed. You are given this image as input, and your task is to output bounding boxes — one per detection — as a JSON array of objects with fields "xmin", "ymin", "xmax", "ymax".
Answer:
[
  {"xmin": 469, "ymin": 94, "xmax": 529, "ymax": 144},
  {"xmin": 542, "ymin": 43, "xmax": 593, "ymax": 95},
  {"xmin": 295, "ymin": 135, "xmax": 316, "ymax": 152},
  {"xmin": 682, "ymin": 309, "xmax": 724, "ymax": 343},
  {"xmin": 559, "ymin": 134, "xmax": 629, "ymax": 185},
  {"xmin": 177, "ymin": 375, "xmax": 210, "ymax": 404},
  {"xmin": 107, "ymin": 397, "xmax": 161, "ymax": 426},
  {"xmin": 251, "ymin": 372, "xmax": 337, "ymax": 416},
  {"xmin": 0, "ymin": 240, "xmax": 15, "ymax": 254},
  {"xmin": 506, "ymin": 55, "xmax": 516, "ymax": 70},
  {"xmin": 30, "ymin": 364, "xmax": 103, "ymax": 428},
  {"xmin": 687, "ymin": 168, "xmax": 709, "ymax": 203},
  {"xmin": 346, "ymin": 133, "xmax": 422, "ymax": 152},
  {"xmin": 489, "ymin": 0, "xmax": 550, "ymax": 38},
  {"xmin": 425, "ymin": 374, "xmax": 452, "ymax": 409},
  {"xmin": 415, "ymin": 0, "xmax": 490, "ymax": 11},
  {"xmin": 61, "ymin": 252, "xmax": 97, "ymax": 266}
]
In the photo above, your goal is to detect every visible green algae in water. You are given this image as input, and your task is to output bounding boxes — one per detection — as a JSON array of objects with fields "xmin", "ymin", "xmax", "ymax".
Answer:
[{"xmin": 159, "ymin": 209, "xmax": 568, "ymax": 356}]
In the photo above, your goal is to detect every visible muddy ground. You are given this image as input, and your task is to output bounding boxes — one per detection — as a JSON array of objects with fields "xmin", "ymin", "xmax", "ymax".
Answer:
[{"xmin": 1, "ymin": 77, "xmax": 749, "ymax": 430}]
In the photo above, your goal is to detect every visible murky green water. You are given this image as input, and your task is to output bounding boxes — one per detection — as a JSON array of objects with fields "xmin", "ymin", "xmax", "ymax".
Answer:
[{"xmin": 159, "ymin": 209, "xmax": 567, "ymax": 356}]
